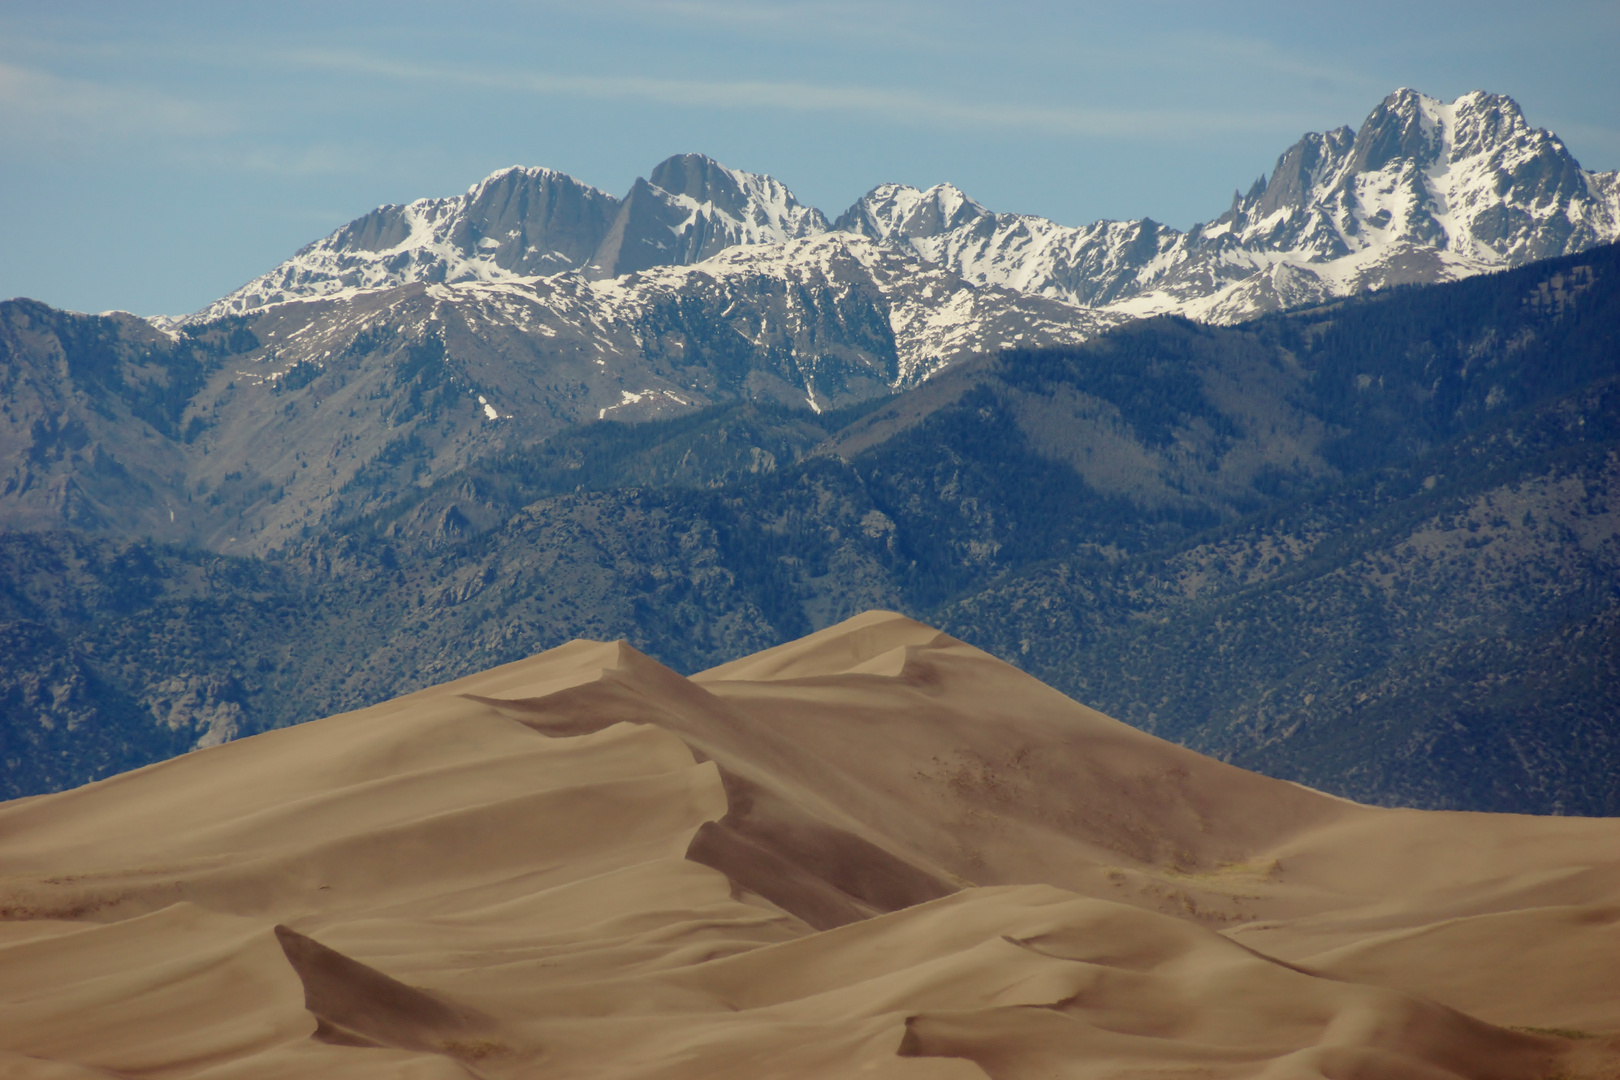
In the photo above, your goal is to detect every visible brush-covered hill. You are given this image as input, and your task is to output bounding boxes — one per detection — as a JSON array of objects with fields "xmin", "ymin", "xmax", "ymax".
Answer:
[{"xmin": 4, "ymin": 243, "xmax": 1617, "ymax": 814}]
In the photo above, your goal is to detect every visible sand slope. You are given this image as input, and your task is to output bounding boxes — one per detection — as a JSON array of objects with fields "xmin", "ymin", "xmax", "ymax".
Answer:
[{"xmin": 1, "ymin": 611, "xmax": 1615, "ymax": 1078}]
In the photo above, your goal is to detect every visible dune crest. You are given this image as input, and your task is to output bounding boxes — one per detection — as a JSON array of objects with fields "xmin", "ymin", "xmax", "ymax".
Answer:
[{"xmin": 1, "ymin": 611, "xmax": 1615, "ymax": 1078}]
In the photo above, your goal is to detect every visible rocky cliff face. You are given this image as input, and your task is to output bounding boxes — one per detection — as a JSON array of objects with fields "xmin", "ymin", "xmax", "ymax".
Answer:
[
  {"xmin": 187, "ymin": 89, "xmax": 1620, "ymax": 335},
  {"xmin": 4, "ymin": 234, "xmax": 1118, "ymax": 554},
  {"xmin": 197, "ymin": 167, "xmax": 622, "ymax": 320},
  {"xmin": 588, "ymin": 154, "xmax": 831, "ymax": 278},
  {"xmin": 196, "ymin": 155, "xmax": 830, "ymax": 321}
]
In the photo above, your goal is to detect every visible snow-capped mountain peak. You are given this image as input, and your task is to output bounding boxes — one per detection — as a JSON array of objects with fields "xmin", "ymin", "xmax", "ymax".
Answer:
[
  {"xmin": 833, "ymin": 89, "xmax": 1620, "ymax": 324},
  {"xmin": 197, "ymin": 155, "xmax": 829, "ymax": 321},
  {"xmin": 586, "ymin": 155, "xmax": 831, "ymax": 279},
  {"xmin": 649, "ymin": 153, "xmax": 829, "ymax": 243},
  {"xmin": 1211, "ymin": 87, "xmax": 1619, "ymax": 273},
  {"xmin": 197, "ymin": 165, "xmax": 621, "ymax": 321},
  {"xmin": 833, "ymin": 181, "xmax": 989, "ymax": 245},
  {"xmin": 193, "ymin": 89, "xmax": 1619, "ymax": 331}
]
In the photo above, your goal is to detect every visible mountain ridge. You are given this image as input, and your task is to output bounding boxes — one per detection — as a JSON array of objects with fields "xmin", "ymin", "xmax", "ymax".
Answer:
[
  {"xmin": 193, "ymin": 154, "xmax": 832, "ymax": 322},
  {"xmin": 844, "ymin": 89, "xmax": 1620, "ymax": 322},
  {"xmin": 183, "ymin": 88, "xmax": 1620, "ymax": 331}
]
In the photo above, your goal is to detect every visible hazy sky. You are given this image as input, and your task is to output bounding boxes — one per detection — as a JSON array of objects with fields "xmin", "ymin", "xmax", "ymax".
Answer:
[{"xmin": 3, "ymin": 0, "xmax": 1617, "ymax": 316}]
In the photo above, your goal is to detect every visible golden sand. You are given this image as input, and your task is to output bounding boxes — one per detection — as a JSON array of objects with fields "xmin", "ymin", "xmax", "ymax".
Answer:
[{"xmin": 1, "ymin": 612, "xmax": 1614, "ymax": 1078}]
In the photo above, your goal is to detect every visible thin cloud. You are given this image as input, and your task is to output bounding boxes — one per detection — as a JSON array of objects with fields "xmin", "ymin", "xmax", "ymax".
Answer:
[
  {"xmin": 1161, "ymin": 31, "xmax": 1388, "ymax": 96},
  {"xmin": 289, "ymin": 48, "xmax": 1320, "ymax": 140},
  {"xmin": 0, "ymin": 60, "xmax": 233, "ymax": 143},
  {"xmin": 513, "ymin": 0, "xmax": 938, "ymax": 40},
  {"xmin": 0, "ymin": 56, "xmax": 362, "ymax": 176},
  {"xmin": 175, "ymin": 142, "xmax": 376, "ymax": 179}
]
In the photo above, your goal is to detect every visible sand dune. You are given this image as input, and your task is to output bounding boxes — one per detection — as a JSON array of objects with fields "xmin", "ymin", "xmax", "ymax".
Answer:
[{"xmin": 1, "ymin": 611, "xmax": 1615, "ymax": 1078}]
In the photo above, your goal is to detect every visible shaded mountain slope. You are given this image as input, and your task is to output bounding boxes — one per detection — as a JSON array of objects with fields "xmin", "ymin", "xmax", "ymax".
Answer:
[
  {"xmin": 3, "ymin": 247, "xmax": 1618, "ymax": 813},
  {"xmin": 1, "ymin": 235, "xmax": 1115, "ymax": 552},
  {"xmin": 944, "ymin": 376, "xmax": 1620, "ymax": 814}
]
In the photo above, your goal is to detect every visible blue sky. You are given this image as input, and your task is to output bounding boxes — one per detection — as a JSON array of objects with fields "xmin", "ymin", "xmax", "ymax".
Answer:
[{"xmin": 2, "ymin": 0, "xmax": 1617, "ymax": 316}]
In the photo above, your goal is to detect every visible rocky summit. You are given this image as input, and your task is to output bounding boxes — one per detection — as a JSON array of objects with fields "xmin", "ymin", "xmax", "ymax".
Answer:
[
  {"xmin": 195, "ymin": 155, "xmax": 832, "ymax": 322},
  {"xmin": 841, "ymin": 90, "xmax": 1620, "ymax": 321},
  {"xmin": 195, "ymin": 89, "xmax": 1619, "ymax": 330}
]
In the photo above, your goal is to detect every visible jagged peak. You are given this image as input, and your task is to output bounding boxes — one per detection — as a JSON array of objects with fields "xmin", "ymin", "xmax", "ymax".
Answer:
[
  {"xmin": 1446, "ymin": 91, "xmax": 1551, "ymax": 156},
  {"xmin": 192, "ymin": 88, "xmax": 1619, "ymax": 327},
  {"xmin": 649, "ymin": 152, "xmax": 746, "ymax": 201},
  {"xmin": 919, "ymin": 181, "xmax": 987, "ymax": 216},
  {"xmin": 865, "ymin": 181, "xmax": 916, "ymax": 199},
  {"xmin": 1363, "ymin": 89, "xmax": 1550, "ymax": 160},
  {"xmin": 466, "ymin": 164, "xmax": 615, "ymax": 201},
  {"xmin": 1453, "ymin": 88, "xmax": 1519, "ymax": 112},
  {"xmin": 861, "ymin": 180, "xmax": 986, "ymax": 211},
  {"xmin": 1382, "ymin": 86, "xmax": 1437, "ymax": 109},
  {"xmin": 646, "ymin": 153, "xmax": 826, "ymax": 228},
  {"xmin": 834, "ymin": 180, "xmax": 989, "ymax": 243},
  {"xmin": 1350, "ymin": 91, "xmax": 1449, "ymax": 173}
]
